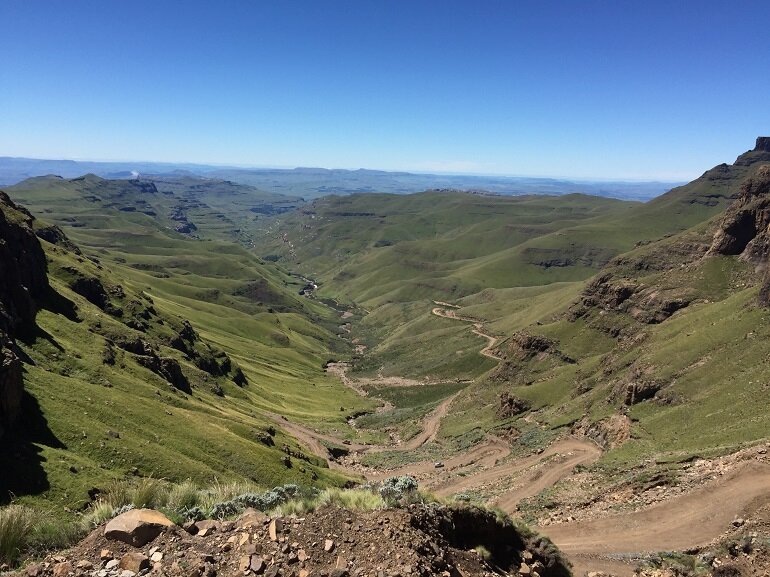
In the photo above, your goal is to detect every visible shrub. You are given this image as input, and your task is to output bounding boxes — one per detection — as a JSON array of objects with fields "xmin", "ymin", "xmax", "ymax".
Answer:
[
  {"xmin": 209, "ymin": 500, "xmax": 242, "ymax": 519},
  {"xmin": 101, "ymin": 480, "xmax": 134, "ymax": 509},
  {"xmin": 317, "ymin": 488, "xmax": 386, "ymax": 511},
  {"xmin": 28, "ymin": 516, "xmax": 83, "ymax": 555},
  {"xmin": 80, "ymin": 501, "xmax": 115, "ymax": 530},
  {"xmin": 275, "ymin": 497, "xmax": 317, "ymax": 516},
  {"xmin": 379, "ymin": 475, "xmax": 419, "ymax": 505},
  {"xmin": 177, "ymin": 506, "xmax": 206, "ymax": 522},
  {"xmin": 208, "ymin": 484, "xmax": 314, "ymax": 519},
  {"xmin": 199, "ymin": 479, "xmax": 262, "ymax": 510}
]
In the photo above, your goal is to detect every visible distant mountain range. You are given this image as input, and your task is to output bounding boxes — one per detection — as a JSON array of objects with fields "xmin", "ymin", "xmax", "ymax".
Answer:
[{"xmin": 0, "ymin": 156, "xmax": 682, "ymax": 201}]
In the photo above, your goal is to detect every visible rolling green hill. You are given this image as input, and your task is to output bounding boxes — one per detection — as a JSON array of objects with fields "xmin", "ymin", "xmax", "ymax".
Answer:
[{"xmin": 4, "ymin": 137, "xmax": 770, "ymax": 522}]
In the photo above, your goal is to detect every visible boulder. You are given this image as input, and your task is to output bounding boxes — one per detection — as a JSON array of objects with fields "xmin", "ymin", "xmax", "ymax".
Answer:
[
  {"xmin": 51, "ymin": 562, "xmax": 72, "ymax": 577},
  {"xmin": 119, "ymin": 552, "xmax": 150, "ymax": 573},
  {"xmin": 237, "ymin": 507, "xmax": 269, "ymax": 529},
  {"xmin": 105, "ymin": 508, "xmax": 174, "ymax": 546},
  {"xmin": 194, "ymin": 519, "xmax": 221, "ymax": 536}
]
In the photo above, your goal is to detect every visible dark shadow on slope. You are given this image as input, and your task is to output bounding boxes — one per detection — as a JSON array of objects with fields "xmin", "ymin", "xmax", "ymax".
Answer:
[
  {"xmin": 40, "ymin": 286, "xmax": 80, "ymax": 323},
  {"xmin": 0, "ymin": 389, "xmax": 65, "ymax": 504}
]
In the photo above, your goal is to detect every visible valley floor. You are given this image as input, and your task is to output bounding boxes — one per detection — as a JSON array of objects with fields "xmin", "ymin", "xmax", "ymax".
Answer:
[{"xmin": 272, "ymin": 303, "xmax": 770, "ymax": 577}]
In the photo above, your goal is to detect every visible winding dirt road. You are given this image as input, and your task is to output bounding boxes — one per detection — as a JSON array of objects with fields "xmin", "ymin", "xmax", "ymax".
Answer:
[
  {"xmin": 431, "ymin": 304, "xmax": 502, "ymax": 360},
  {"xmin": 542, "ymin": 460, "xmax": 770, "ymax": 576},
  {"xmin": 275, "ymin": 301, "xmax": 770, "ymax": 576}
]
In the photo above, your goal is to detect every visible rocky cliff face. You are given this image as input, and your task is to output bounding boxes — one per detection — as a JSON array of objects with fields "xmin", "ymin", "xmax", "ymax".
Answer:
[
  {"xmin": 0, "ymin": 191, "xmax": 50, "ymax": 438},
  {"xmin": 0, "ymin": 192, "xmax": 49, "ymax": 334},
  {"xmin": 734, "ymin": 136, "xmax": 770, "ymax": 166},
  {"xmin": 708, "ymin": 164, "xmax": 770, "ymax": 305}
]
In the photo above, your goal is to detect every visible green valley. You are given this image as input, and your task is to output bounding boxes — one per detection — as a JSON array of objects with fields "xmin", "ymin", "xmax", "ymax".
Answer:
[{"xmin": 2, "ymin": 139, "xmax": 770, "ymax": 577}]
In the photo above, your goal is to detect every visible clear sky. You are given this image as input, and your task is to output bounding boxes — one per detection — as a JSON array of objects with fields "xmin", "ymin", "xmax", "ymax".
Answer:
[{"xmin": 1, "ymin": 1, "xmax": 769, "ymax": 180}]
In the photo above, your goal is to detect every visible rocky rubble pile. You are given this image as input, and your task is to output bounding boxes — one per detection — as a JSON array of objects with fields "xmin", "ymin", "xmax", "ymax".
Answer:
[{"xmin": 15, "ymin": 505, "xmax": 569, "ymax": 577}]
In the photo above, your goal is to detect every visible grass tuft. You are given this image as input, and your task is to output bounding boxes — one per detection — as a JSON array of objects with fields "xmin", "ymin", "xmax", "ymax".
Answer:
[
  {"xmin": 166, "ymin": 479, "xmax": 200, "ymax": 511},
  {"xmin": 316, "ymin": 487, "xmax": 386, "ymax": 511},
  {"xmin": 0, "ymin": 505, "xmax": 38, "ymax": 566}
]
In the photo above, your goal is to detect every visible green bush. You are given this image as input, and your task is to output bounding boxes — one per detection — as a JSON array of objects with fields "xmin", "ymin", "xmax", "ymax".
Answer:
[
  {"xmin": 0, "ymin": 506, "xmax": 83, "ymax": 567},
  {"xmin": 379, "ymin": 475, "xmax": 419, "ymax": 505},
  {"xmin": 129, "ymin": 477, "xmax": 169, "ymax": 509}
]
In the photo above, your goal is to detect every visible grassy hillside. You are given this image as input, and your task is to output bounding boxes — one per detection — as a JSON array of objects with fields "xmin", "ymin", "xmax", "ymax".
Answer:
[
  {"xmin": 5, "ymin": 141, "xmax": 769, "ymax": 515},
  {"xmin": 1, "ymin": 177, "xmax": 377, "ymax": 515},
  {"xmin": 255, "ymin": 170, "xmax": 743, "ymax": 379},
  {"xmin": 259, "ymin": 191, "xmax": 639, "ymax": 302},
  {"xmin": 250, "ymin": 144, "xmax": 770, "ymax": 473},
  {"xmin": 8, "ymin": 174, "xmax": 302, "ymax": 249},
  {"xmin": 441, "ymin": 155, "xmax": 770, "ymax": 469}
]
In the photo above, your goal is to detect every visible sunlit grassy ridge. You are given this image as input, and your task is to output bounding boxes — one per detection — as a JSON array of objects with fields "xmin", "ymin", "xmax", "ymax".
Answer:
[
  {"xmin": 2, "ymin": 176, "xmax": 379, "ymax": 514},
  {"xmin": 4, "ymin": 151, "xmax": 767, "ymax": 515}
]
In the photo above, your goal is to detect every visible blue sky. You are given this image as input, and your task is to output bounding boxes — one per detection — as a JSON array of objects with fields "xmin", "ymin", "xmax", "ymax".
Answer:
[{"xmin": 1, "ymin": 1, "xmax": 769, "ymax": 180}]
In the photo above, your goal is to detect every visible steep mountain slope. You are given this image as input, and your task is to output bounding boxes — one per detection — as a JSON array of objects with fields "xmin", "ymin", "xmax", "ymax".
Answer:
[
  {"xmin": 441, "ymin": 139, "xmax": 770, "ymax": 468},
  {"xmin": 255, "ymin": 151, "xmax": 751, "ymax": 380},
  {"xmin": 260, "ymin": 191, "xmax": 638, "ymax": 301},
  {"xmin": 0, "ymin": 192, "xmax": 50, "ymax": 440},
  {"xmin": 0, "ymin": 183, "xmax": 375, "ymax": 514}
]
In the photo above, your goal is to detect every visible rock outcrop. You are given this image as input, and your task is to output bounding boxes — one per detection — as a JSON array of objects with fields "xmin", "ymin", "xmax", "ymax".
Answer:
[
  {"xmin": 0, "ymin": 191, "xmax": 49, "ymax": 335},
  {"xmin": 35, "ymin": 224, "xmax": 82, "ymax": 254},
  {"xmin": 496, "ymin": 391, "xmax": 531, "ymax": 419},
  {"xmin": 571, "ymin": 271, "xmax": 695, "ymax": 329},
  {"xmin": 708, "ymin": 164, "xmax": 770, "ymax": 305},
  {"xmin": 734, "ymin": 136, "xmax": 770, "ymax": 166},
  {"xmin": 0, "ymin": 191, "xmax": 51, "ymax": 438},
  {"xmin": 0, "ymin": 337, "xmax": 23, "ymax": 439}
]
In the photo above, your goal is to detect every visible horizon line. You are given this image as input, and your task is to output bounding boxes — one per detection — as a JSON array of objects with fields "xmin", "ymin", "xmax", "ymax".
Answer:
[{"xmin": 0, "ymin": 153, "xmax": 691, "ymax": 184}]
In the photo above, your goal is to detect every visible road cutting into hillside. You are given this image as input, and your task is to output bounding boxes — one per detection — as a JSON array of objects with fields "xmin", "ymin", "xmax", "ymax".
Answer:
[
  {"xmin": 540, "ymin": 460, "xmax": 770, "ymax": 576},
  {"xmin": 275, "ymin": 301, "xmax": 770, "ymax": 577},
  {"xmin": 430, "ymin": 303, "xmax": 502, "ymax": 360},
  {"xmin": 270, "ymin": 388, "xmax": 459, "ymax": 471}
]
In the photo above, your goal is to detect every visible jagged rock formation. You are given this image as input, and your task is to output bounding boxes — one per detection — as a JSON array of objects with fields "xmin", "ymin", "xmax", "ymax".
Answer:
[
  {"xmin": 496, "ymin": 391, "xmax": 531, "ymax": 419},
  {"xmin": 733, "ymin": 136, "xmax": 770, "ymax": 166},
  {"xmin": 571, "ymin": 271, "xmax": 696, "ymax": 328},
  {"xmin": 572, "ymin": 414, "xmax": 631, "ymax": 449},
  {"xmin": 0, "ymin": 192, "xmax": 49, "ymax": 335},
  {"xmin": 708, "ymin": 163, "xmax": 770, "ymax": 305},
  {"xmin": 0, "ymin": 337, "xmax": 23, "ymax": 440},
  {"xmin": 168, "ymin": 319, "xmax": 248, "ymax": 385},
  {"xmin": 0, "ymin": 191, "xmax": 50, "ymax": 438},
  {"xmin": 35, "ymin": 223, "xmax": 82, "ymax": 254}
]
